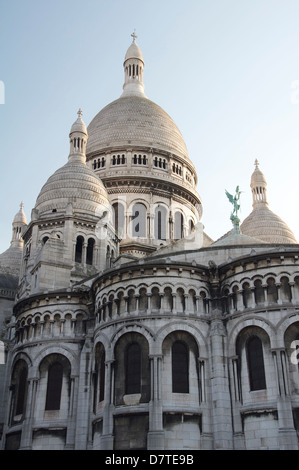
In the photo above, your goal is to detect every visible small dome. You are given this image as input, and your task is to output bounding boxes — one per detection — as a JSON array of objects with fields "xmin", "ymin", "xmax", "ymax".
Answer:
[
  {"xmin": 35, "ymin": 159, "xmax": 109, "ymax": 217},
  {"xmin": 13, "ymin": 202, "xmax": 27, "ymax": 225},
  {"xmin": 241, "ymin": 160, "xmax": 297, "ymax": 244},
  {"xmin": 35, "ymin": 111, "xmax": 109, "ymax": 218},
  {"xmin": 124, "ymin": 40, "xmax": 144, "ymax": 63},
  {"xmin": 241, "ymin": 207, "xmax": 297, "ymax": 244},
  {"xmin": 70, "ymin": 108, "xmax": 87, "ymax": 136},
  {"xmin": 251, "ymin": 159, "xmax": 267, "ymax": 187}
]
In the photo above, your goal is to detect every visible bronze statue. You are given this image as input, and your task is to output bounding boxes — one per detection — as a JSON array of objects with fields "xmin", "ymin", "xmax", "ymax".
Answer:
[{"xmin": 225, "ymin": 186, "xmax": 242, "ymax": 225}]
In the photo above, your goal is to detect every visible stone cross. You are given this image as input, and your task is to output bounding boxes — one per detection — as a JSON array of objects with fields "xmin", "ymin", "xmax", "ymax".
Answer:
[{"xmin": 131, "ymin": 30, "xmax": 137, "ymax": 42}]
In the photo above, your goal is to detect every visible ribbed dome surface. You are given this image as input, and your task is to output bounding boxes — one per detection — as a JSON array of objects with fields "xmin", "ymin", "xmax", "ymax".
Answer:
[
  {"xmin": 0, "ymin": 246, "xmax": 23, "ymax": 275},
  {"xmin": 241, "ymin": 207, "xmax": 297, "ymax": 244},
  {"xmin": 86, "ymin": 95, "xmax": 190, "ymax": 160},
  {"xmin": 35, "ymin": 159, "xmax": 110, "ymax": 216}
]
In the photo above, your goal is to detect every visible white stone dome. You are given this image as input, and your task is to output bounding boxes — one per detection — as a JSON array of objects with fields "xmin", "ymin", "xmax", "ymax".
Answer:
[
  {"xmin": 13, "ymin": 202, "xmax": 27, "ymax": 225},
  {"xmin": 35, "ymin": 159, "xmax": 110, "ymax": 217},
  {"xmin": 241, "ymin": 206, "xmax": 297, "ymax": 244},
  {"xmin": 35, "ymin": 111, "xmax": 110, "ymax": 218},
  {"xmin": 87, "ymin": 35, "xmax": 190, "ymax": 163},
  {"xmin": 87, "ymin": 95, "xmax": 190, "ymax": 161},
  {"xmin": 124, "ymin": 40, "xmax": 144, "ymax": 62},
  {"xmin": 241, "ymin": 161, "xmax": 297, "ymax": 244}
]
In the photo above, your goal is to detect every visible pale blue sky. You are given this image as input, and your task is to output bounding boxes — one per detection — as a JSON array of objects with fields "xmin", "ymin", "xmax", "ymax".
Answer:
[{"xmin": 1, "ymin": 0, "xmax": 299, "ymax": 252}]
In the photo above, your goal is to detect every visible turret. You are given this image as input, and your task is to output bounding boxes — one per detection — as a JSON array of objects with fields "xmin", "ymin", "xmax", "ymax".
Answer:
[
  {"xmin": 250, "ymin": 159, "xmax": 268, "ymax": 207},
  {"xmin": 69, "ymin": 108, "xmax": 88, "ymax": 161},
  {"xmin": 121, "ymin": 32, "xmax": 146, "ymax": 97}
]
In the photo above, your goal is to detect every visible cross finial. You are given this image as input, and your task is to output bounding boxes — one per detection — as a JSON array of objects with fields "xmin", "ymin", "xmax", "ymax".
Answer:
[
  {"xmin": 77, "ymin": 108, "xmax": 83, "ymax": 119},
  {"xmin": 254, "ymin": 158, "xmax": 259, "ymax": 169},
  {"xmin": 131, "ymin": 30, "xmax": 137, "ymax": 42}
]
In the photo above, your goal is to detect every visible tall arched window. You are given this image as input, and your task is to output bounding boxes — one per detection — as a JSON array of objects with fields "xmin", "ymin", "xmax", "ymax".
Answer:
[
  {"xmin": 132, "ymin": 203, "xmax": 146, "ymax": 238},
  {"xmin": 99, "ymin": 351, "xmax": 106, "ymax": 402},
  {"xmin": 172, "ymin": 341, "xmax": 189, "ymax": 393},
  {"xmin": 254, "ymin": 279, "xmax": 265, "ymax": 305},
  {"xmin": 113, "ymin": 202, "xmax": 125, "ymax": 238},
  {"xmin": 174, "ymin": 211, "xmax": 184, "ymax": 239},
  {"xmin": 267, "ymin": 277, "xmax": 278, "ymax": 303},
  {"xmin": 246, "ymin": 336, "xmax": 266, "ymax": 391},
  {"xmin": 45, "ymin": 362, "xmax": 63, "ymax": 410},
  {"xmin": 75, "ymin": 236, "xmax": 84, "ymax": 263},
  {"xmin": 15, "ymin": 366, "xmax": 28, "ymax": 416},
  {"xmin": 154, "ymin": 205, "xmax": 167, "ymax": 240},
  {"xmin": 86, "ymin": 238, "xmax": 95, "ymax": 265},
  {"xmin": 126, "ymin": 343, "xmax": 141, "ymax": 394}
]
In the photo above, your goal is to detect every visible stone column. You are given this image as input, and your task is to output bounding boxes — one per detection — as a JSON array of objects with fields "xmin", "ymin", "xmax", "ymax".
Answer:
[
  {"xmin": 262, "ymin": 284, "xmax": 268, "ymax": 306},
  {"xmin": 65, "ymin": 376, "xmax": 78, "ymax": 449},
  {"xmin": 229, "ymin": 357, "xmax": 245, "ymax": 450},
  {"xmin": 101, "ymin": 359, "xmax": 114, "ymax": 450},
  {"xmin": 198, "ymin": 358, "xmax": 213, "ymax": 449},
  {"xmin": 74, "ymin": 336, "xmax": 93, "ymax": 449},
  {"xmin": 289, "ymin": 282, "xmax": 295, "ymax": 304},
  {"xmin": 209, "ymin": 313, "xmax": 233, "ymax": 449},
  {"xmin": 19, "ymin": 378, "xmax": 38, "ymax": 449},
  {"xmin": 147, "ymin": 355, "xmax": 164, "ymax": 450},
  {"xmin": 272, "ymin": 349, "xmax": 298, "ymax": 449},
  {"xmin": 276, "ymin": 283, "xmax": 282, "ymax": 305}
]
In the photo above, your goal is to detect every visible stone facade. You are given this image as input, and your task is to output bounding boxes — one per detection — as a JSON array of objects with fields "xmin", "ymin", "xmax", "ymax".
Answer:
[{"xmin": 1, "ymin": 35, "xmax": 299, "ymax": 451}]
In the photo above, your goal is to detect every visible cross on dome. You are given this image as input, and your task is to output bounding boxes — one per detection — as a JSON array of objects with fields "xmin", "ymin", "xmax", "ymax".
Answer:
[
  {"xmin": 131, "ymin": 30, "xmax": 137, "ymax": 42},
  {"xmin": 254, "ymin": 159, "xmax": 259, "ymax": 169},
  {"xmin": 77, "ymin": 108, "xmax": 83, "ymax": 119}
]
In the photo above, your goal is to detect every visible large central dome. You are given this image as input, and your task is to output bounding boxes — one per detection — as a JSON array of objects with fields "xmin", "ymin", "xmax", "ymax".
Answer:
[
  {"xmin": 87, "ymin": 95, "xmax": 189, "ymax": 160},
  {"xmin": 84, "ymin": 34, "xmax": 202, "ymax": 257},
  {"xmin": 86, "ymin": 34, "xmax": 190, "ymax": 162}
]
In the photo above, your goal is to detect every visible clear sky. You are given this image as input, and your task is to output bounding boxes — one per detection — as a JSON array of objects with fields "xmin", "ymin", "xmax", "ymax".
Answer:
[{"xmin": 1, "ymin": 0, "xmax": 299, "ymax": 253}]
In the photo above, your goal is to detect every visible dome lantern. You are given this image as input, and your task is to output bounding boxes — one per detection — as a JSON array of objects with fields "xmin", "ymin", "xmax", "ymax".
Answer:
[
  {"xmin": 11, "ymin": 202, "xmax": 27, "ymax": 246},
  {"xmin": 121, "ymin": 32, "xmax": 146, "ymax": 97},
  {"xmin": 250, "ymin": 159, "xmax": 268, "ymax": 207},
  {"xmin": 69, "ymin": 108, "xmax": 88, "ymax": 162}
]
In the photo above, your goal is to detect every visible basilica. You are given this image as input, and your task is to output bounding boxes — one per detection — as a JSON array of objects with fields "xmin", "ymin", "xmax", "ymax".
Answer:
[{"xmin": 1, "ymin": 35, "xmax": 299, "ymax": 450}]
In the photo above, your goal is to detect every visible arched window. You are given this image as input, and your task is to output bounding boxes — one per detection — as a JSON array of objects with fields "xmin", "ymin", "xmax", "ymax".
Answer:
[
  {"xmin": 254, "ymin": 279, "xmax": 265, "ymax": 305},
  {"xmin": 281, "ymin": 276, "xmax": 292, "ymax": 302},
  {"xmin": 174, "ymin": 211, "xmax": 184, "ymax": 239},
  {"xmin": 267, "ymin": 277, "xmax": 278, "ymax": 303},
  {"xmin": 154, "ymin": 205, "xmax": 167, "ymax": 240},
  {"xmin": 99, "ymin": 351, "xmax": 105, "ymax": 402},
  {"xmin": 132, "ymin": 203, "xmax": 146, "ymax": 238},
  {"xmin": 113, "ymin": 202, "xmax": 125, "ymax": 238},
  {"xmin": 172, "ymin": 341, "xmax": 189, "ymax": 393},
  {"xmin": 188, "ymin": 219, "xmax": 195, "ymax": 234},
  {"xmin": 45, "ymin": 362, "xmax": 63, "ymax": 410},
  {"xmin": 86, "ymin": 238, "xmax": 95, "ymax": 265},
  {"xmin": 75, "ymin": 236, "xmax": 84, "ymax": 263},
  {"xmin": 15, "ymin": 367, "xmax": 28, "ymax": 416},
  {"xmin": 126, "ymin": 343, "xmax": 141, "ymax": 394},
  {"xmin": 246, "ymin": 336, "xmax": 266, "ymax": 391}
]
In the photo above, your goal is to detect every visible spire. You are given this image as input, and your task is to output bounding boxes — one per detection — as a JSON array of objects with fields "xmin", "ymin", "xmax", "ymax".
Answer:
[
  {"xmin": 250, "ymin": 159, "xmax": 268, "ymax": 208},
  {"xmin": 121, "ymin": 32, "xmax": 146, "ymax": 97},
  {"xmin": 11, "ymin": 202, "xmax": 27, "ymax": 246},
  {"xmin": 69, "ymin": 109, "xmax": 88, "ymax": 162}
]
